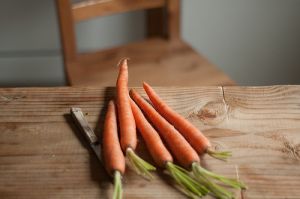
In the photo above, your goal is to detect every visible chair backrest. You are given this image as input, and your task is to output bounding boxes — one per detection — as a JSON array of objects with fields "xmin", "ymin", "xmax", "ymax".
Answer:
[{"xmin": 56, "ymin": 0, "xmax": 180, "ymax": 84}]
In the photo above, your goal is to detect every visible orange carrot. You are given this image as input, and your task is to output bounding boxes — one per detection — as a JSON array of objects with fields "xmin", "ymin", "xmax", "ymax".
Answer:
[
  {"xmin": 130, "ymin": 89, "xmax": 200, "ymax": 168},
  {"xmin": 143, "ymin": 82, "xmax": 231, "ymax": 160},
  {"xmin": 117, "ymin": 59, "xmax": 136, "ymax": 151},
  {"xmin": 103, "ymin": 100, "xmax": 125, "ymax": 176},
  {"xmin": 116, "ymin": 59, "xmax": 155, "ymax": 179},
  {"xmin": 130, "ymin": 98, "xmax": 172, "ymax": 167},
  {"xmin": 102, "ymin": 100, "xmax": 124, "ymax": 199},
  {"xmin": 130, "ymin": 98, "xmax": 209, "ymax": 198},
  {"xmin": 130, "ymin": 89, "xmax": 246, "ymax": 198}
]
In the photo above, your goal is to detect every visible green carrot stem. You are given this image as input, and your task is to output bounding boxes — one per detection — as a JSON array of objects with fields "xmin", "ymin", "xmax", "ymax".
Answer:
[
  {"xmin": 194, "ymin": 164, "xmax": 247, "ymax": 190},
  {"xmin": 207, "ymin": 148, "xmax": 232, "ymax": 161},
  {"xmin": 166, "ymin": 162, "xmax": 209, "ymax": 198},
  {"xmin": 192, "ymin": 163, "xmax": 235, "ymax": 199},
  {"xmin": 113, "ymin": 171, "xmax": 122, "ymax": 199},
  {"xmin": 126, "ymin": 148, "xmax": 156, "ymax": 180}
]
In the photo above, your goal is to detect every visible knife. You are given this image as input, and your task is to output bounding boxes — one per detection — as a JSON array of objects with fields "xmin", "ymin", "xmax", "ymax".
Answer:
[{"xmin": 70, "ymin": 107, "xmax": 102, "ymax": 162}]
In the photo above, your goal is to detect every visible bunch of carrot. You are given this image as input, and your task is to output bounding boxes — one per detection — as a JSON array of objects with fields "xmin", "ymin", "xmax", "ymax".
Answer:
[{"xmin": 102, "ymin": 58, "xmax": 246, "ymax": 199}]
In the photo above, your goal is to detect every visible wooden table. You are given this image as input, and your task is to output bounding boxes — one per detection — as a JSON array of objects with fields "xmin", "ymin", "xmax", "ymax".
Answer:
[{"xmin": 1, "ymin": 86, "xmax": 300, "ymax": 199}]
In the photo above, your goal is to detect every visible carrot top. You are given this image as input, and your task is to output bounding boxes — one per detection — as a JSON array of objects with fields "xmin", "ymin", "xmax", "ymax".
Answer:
[{"xmin": 113, "ymin": 171, "xmax": 122, "ymax": 199}]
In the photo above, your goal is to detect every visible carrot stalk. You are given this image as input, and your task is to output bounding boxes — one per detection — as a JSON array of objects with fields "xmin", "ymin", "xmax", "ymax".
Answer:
[
  {"xmin": 130, "ymin": 89, "xmax": 245, "ymax": 198},
  {"xmin": 116, "ymin": 59, "xmax": 156, "ymax": 179},
  {"xmin": 207, "ymin": 149, "xmax": 232, "ymax": 161},
  {"xmin": 192, "ymin": 163, "xmax": 246, "ymax": 190},
  {"xmin": 166, "ymin": 162, "xmax": 209, "ymax": 198},
  {"xmin": 102, "ymin": 101, "xmax": 125, "ymax": 199},
  {"xmin": 126, "ymin": 148, "xmax": 156, "ymax": 180},
  {"xmin": 192, "ymin": 164, "xmax": 236, "ymax": 199},
  {"xmin": 130, "ymin": 98, "xmax": 208, "ymax": 198},
  {"xmin": 113, "ymin": 171, "xmax": 122, "ymax": 199},
  {"xmin": 143, "ymin": 82, "xmax": 231, "ymax": 161}
]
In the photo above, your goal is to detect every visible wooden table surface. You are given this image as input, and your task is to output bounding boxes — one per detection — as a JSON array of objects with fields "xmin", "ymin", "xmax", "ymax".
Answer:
[{"xmin": 0, "ymin": 86, "xmax": 300, "ymax": 199}]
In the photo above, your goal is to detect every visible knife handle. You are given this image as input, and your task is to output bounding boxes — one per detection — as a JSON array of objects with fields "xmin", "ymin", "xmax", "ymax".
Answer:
[{"xmin": 70, "ymin": 107, "xmax": 98, "ymax": 145}]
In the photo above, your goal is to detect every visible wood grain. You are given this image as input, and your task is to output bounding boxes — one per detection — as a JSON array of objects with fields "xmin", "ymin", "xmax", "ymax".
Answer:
[{"xmin": 0, "ymin": 85, "xmax": 300, "ymax": 198}]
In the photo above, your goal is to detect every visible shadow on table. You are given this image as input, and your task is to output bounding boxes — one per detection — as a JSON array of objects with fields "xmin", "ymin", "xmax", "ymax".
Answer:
[{"xmin": 64, "ymin": 86, "xmax": 116, "ymax": 198}]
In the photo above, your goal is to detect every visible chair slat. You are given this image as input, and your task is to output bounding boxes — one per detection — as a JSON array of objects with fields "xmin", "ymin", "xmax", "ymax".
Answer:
[{"xmin": 72, "ymin": 0, "xmax": 166, "ymax": 22}]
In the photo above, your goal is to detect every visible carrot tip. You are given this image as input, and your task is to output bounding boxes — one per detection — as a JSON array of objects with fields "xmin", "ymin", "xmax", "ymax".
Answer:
[
  {"xmin": 166, "ymin": 162, "xmax": 209, "ymax": 198},
  {"xmin": 126, "ymin": 148, "xmax": 156, "ymax": 180},
  {"xmin": 113, "ymin": 171, "xmax": 123, "ymax": 199},
  {"xmin": 117, "ymin": 57, "xmax": 130, "ymax": 68},
  {"xmin": 207, "ymin": 148, "xmax": 232, "ymax": 161},
  {"xmin": 142, "ymin": 81, "xmax": 148, "ymax": 87}
]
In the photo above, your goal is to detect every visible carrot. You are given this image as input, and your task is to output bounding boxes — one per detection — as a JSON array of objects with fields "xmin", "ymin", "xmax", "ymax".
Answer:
[
  {"xmin": 130, "ymin": 89, "xmax": 246, "ymax": 199},
  {"xmin": 130, "ymin": 89, "xmax": 199, "ymax": 168},
  {"xmin": 143, "ymin": 82, "xmax": 231, "ymax": 161},
  {"xmin": 130, "ymin": 98, "xmax": 172, "ymax": 167},
  {"xmin": 116, "ymin": 59, "xmax": 155, "ymax": 179},
  {"xmin": 102, "ymin": 100, "xmax": 125, "ymax": 199},
  {"xmin": 117, "ymin": 59, "xmax": 136, "ymax": 151},
  {"xmin": 130, "ymin": 98, "xmax": 209, "ymax": 198}
]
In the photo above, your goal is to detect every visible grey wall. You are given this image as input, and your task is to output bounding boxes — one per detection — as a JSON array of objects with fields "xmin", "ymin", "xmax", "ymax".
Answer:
[
  {"xmin": 0, "ymin": 0, "xmax": 299, "ymax": 87},
  {"xmin": 182, "ymin": 0, "xmax": 300, "ymax": 85}
]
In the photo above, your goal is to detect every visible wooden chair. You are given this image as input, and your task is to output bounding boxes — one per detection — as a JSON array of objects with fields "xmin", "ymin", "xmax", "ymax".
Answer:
[{"xmin": 56, "ymin": 0, "xmax": 234, "ymax": 86}]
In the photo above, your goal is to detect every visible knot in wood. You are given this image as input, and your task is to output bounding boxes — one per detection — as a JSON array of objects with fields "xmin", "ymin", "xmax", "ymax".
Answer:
[{"xmin": 196, "ymin": 100, "xmax": 228, "ymax": 125}]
